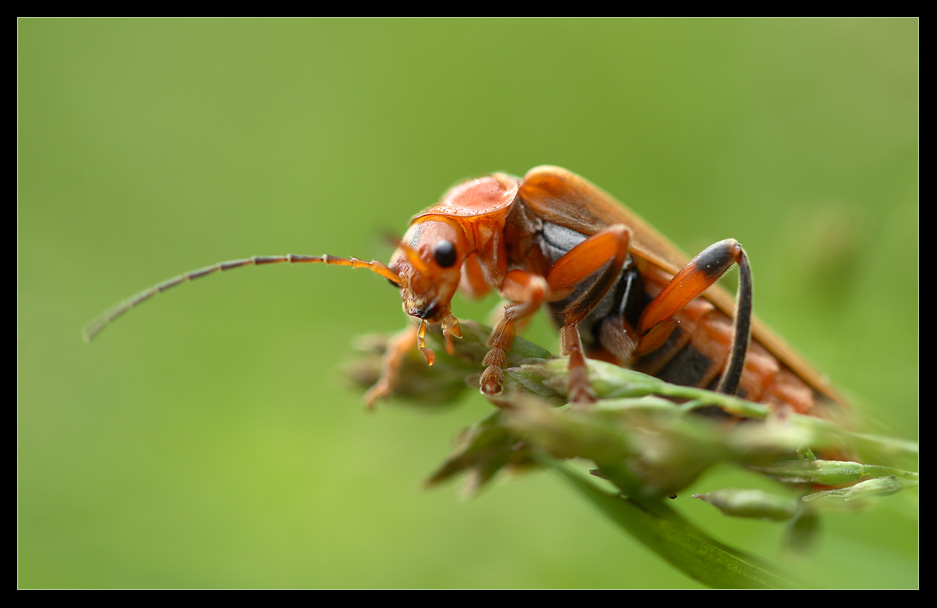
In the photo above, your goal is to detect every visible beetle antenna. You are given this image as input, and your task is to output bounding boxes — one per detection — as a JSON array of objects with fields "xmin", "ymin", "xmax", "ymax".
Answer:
[{"xmin": 83, "ymin": 254, "xmax": 402, "ymax": 342}]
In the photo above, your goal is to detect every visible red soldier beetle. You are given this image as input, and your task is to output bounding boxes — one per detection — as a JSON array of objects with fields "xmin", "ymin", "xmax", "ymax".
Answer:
[{"xmin": 84, "ymin": 166, "xmax": 847, "ymax": 415}]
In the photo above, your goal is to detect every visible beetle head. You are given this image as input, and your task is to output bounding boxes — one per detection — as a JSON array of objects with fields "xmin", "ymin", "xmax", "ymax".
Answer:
[{"xmin": 388, "ymin": 216, "xmax": 470, "ymax": 362}]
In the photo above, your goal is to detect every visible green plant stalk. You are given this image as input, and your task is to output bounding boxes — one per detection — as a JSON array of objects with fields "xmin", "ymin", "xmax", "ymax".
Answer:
[
  {"xmin": 545, "ymin": 456, "xmax": 804, "ymax": 589},
  {"xmin": 348, "ymin": 321, "xmax": 918, "ymax": 588}
]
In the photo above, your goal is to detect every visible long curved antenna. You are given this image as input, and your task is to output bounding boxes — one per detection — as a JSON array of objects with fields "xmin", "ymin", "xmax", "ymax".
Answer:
[{"xmin": 83, "ymin": 254, "xmax": 401, "ymax": 342}]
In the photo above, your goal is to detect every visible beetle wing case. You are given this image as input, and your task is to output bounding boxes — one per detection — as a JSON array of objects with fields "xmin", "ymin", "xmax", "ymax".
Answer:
[{"xmin": 516, "ymin": 166, "xmax": 847, "ymax": 411}]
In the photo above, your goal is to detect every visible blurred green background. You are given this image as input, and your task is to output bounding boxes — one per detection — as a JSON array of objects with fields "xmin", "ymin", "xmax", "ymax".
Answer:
[{"xmin": 18, "ymin": 18, "xmax": 917, "ymax": 588}]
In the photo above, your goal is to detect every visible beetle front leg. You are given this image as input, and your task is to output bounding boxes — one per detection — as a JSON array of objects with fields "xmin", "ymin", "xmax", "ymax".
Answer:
[
  {"xmin": 363, "ymin": 323, "xmax": 419, "ymax": 408},
  {"xmin": 637, "ymin": 238, "xmax": 752, "ymax": 395},
  {"xmin": 480, "ymin": 270, "xmax": 549, "ymax": 396}
]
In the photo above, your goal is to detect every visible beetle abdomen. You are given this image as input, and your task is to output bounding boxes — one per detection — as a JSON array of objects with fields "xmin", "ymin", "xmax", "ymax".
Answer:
[{"xmin": 633, "ymin": 275, "xmax": 822, "ymax": 413}]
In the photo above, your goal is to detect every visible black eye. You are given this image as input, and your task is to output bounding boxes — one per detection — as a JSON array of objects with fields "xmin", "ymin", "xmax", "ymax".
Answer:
[{"xmin": 433, "ymin": 240, "xmax": 457, "ymax": 268}]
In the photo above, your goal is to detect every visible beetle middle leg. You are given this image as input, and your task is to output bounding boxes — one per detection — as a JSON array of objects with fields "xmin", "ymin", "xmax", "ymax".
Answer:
[
  {"xmin": 546, "ymin": 225, "xmax": 631, "ymax": 403},
  {"xmin": 481, "ymin": 225, "xmax": 631, "ymax": 404}
]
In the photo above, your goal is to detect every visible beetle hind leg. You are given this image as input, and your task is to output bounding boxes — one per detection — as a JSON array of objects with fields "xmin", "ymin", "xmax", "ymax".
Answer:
[{"xmin": 636, "ymin": 239, "xmax": 753, "ymax": 396}]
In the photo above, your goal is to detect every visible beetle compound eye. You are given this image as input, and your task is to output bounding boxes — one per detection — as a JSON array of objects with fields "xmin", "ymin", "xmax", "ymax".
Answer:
[{"xmin": 433, "ymin": 240, "xmax": 457, "ymax": 268}]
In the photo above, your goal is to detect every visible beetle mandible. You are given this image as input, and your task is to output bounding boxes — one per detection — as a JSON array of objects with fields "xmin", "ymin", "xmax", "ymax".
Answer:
[{"xmin": 84, "ymin": 166, "xmax": 847, "ymax": 415}]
